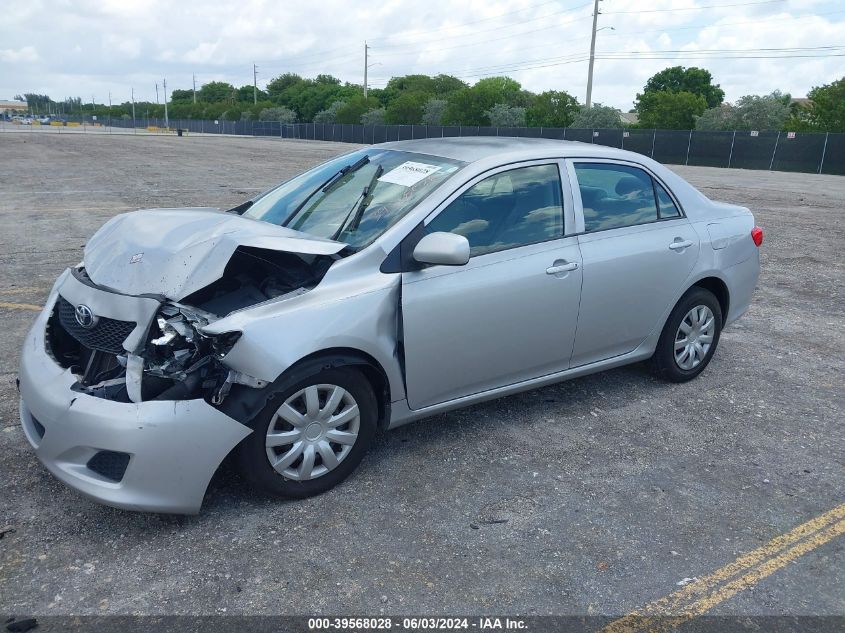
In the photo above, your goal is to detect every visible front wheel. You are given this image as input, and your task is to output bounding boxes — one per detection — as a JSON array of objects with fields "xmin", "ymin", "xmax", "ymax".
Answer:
[
  {"xmin": 236, "ymin": 367, "xmax": 377, "ymax": 499},
  {"xmin": 650, "ymin": 287, "xmax": 722, "ymax": 383}
]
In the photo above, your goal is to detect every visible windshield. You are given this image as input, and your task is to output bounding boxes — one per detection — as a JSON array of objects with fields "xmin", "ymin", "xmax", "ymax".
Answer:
[{"xmin": 243, "ymin": 149, "xmax": 465, "ymax": 249}]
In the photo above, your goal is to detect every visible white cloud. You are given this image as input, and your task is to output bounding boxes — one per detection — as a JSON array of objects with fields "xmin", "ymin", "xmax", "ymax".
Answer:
[
  {"xmin": 0, "ymin": 0, "xmax": 842, "ymax": 107},
  {"xmin": 0, "ymin": 46, "xmax": 39, "ymax": 63},
  {"xmin": 103, "ymin": 35, "xmax": 141, "ymax": 59}
]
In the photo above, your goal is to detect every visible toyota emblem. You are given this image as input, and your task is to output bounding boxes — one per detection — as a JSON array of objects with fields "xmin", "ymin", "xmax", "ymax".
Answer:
[{"xmin": 74, "ymin": 304, "xmax": 98, "ymax": 329}]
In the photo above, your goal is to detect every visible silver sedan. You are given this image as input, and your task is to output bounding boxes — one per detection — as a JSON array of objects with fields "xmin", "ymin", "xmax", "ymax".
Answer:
[{"xmin": 18, "ymin": 137, "xmax": 762, "ymax": 513}]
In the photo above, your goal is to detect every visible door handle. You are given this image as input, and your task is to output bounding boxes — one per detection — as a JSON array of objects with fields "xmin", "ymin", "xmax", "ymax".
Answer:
[
  {"xmin": 669, "ymin": 240, "xmax": 694, "ymax": 250},
  {"xmin": 546, "ymin": 262, "xmax": 579, "ymax": 275}
]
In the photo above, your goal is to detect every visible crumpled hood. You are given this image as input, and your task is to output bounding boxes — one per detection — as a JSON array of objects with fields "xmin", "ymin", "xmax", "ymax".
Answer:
[{"xmin": 83, "ymin": 208, "xmax": 345, "ymax": 300}]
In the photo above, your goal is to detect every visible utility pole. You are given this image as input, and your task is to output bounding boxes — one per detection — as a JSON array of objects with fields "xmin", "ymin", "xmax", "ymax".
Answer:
[
  {"xmin": 131, "ymin": 87, "xmax": 136, "ymax": 131},
  {"xmin": 155, "ymin": 82, "xmax": 159, "ymax": 104},
  {"xmin": 193, "ymin": 74, "xmax": 197, "ymax": 104},
  {"xmin": 253, "ymin": 63, "xmax": 258, "ymax": 104},
  {"xmin": 585, "ymin": 0, "xmax": 600, "ymax": 108},
  {"xmin": 108, "ymin": 91, "xmax": 112, "ymax": 132},
  {"xmin": 163, "ymin": 78, "xmax": 169, "ymax": 129},
  {"xmin": 363, "ymin": 41, "xmax": 369, "ymax": 98}
]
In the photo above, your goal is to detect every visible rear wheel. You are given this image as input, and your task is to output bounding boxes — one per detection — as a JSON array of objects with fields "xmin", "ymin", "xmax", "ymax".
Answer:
[
  {"xmin": 236, "ymin": 367, "xmax": 377, "ymax": 499},
  {"xmin": 650, "ymin": 287, "xmax": 722, "ymax": 383}
]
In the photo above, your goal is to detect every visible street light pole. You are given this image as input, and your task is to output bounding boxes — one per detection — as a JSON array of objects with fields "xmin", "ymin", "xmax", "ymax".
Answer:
[
  {"xmin": 586, "ymin": 0, "xmax": 600, "ymax": 108},
  {"xmin": 253, "ymin": 63, "xmax": 258, "ymax": 104},
  {"xmin": 131, "ymin": 87, "xmax": 136, "ymax": 133},
  {"xmin": 163, "ymin": 78, "xmax": 169, "ymax": 129},
  {"xmin": 363, "ymin": 41, "xmax": 369, "ymax": 98}
]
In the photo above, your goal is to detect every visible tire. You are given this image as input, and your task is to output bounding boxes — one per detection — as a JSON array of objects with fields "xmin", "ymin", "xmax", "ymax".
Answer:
[
  {"xmin": 649, "ymin": 287, "xmax": 723, "ymax": 383},
  {"xmin": 236, "ymin": 367, "xmax": 377, "ymax": 499}
]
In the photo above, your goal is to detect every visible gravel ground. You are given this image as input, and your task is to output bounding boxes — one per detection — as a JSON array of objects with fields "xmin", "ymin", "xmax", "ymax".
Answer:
[{"xmin": 0, "ymin": 133, "xmax": 842, "ymax": 618}]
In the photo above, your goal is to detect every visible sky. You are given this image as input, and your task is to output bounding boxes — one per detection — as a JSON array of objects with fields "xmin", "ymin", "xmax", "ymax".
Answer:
[{"xmin": 1, "ymin": 0, "xmax": 843, "ymax": 110}]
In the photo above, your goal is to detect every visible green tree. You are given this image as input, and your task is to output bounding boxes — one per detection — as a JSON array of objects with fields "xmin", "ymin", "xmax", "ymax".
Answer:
[
  {"xmin": 259, "ymin": 106, "xmax": 298, "ymax": 122},
  {"xmin": 314, "ymin": 74, "xmax": 341, "ymax": 85},
  {"xmin": 335, "ymin": 95, "xmax": 380, "ymax": 124},
  {"xmin": 638, "ymin": 91, "xmax": 707, "ymax": 129},
  {"xmin": 361, "ymin": 108, "xmax": 386, "ymax": 125},
  {"xmin": 485, "ymin": 103, "xmax": 526, "ymax": 127},
  {"xmin": 421, "ymin": 98, "xmax": 447, "ymax": 125},
  {"xmin": 385, "ymin": 74, "xmax": 437, "ymax": 95},
  {"xmin": 698, "ymin": 91, "xmax": 791, "ymax": 131},
  {"xmin": 197, "ymin": 81, "xmax": 237, "ymax": 103},
  {"xmin": 571, "ymin": 104, "xmax": 623, "ymax": 128},
  {"xmin": 237, "ymin": 85, "xmax": 267, "ymax": 103},
  {"xmin": 385, "ymin": 92, "xmax": 427, "ymax": 124},
  {"xmin": 267, "ymin": 72, "xmax": 305, "ymax": 97},
  {"xmin": 694, "ymin": 105, "xmax": 735, "ymax": 131},
  {"xmin": 525, "ymin": 90, "xmax": 579, "ymax": 127},
  {"xmin": 805, "ymin": 77, "xmax": 845, "ymax": 132},
  {"xmin": 431, "ymin": 74, "xmax": 468, "ymax": 96},
  {"xmin": 444, "ymin": 76, "xmax": 525, "ymax": 125},
  {"xmin": 636, "ymin": 66, "xmax": 725, "ymax": 110},
  {"xmin": 170, "ymin": 89, "xmax": 193, "ymax": 102},
  {"xmin": 313, "ymin": 100, "xmax": 345, "ymax": 124}
]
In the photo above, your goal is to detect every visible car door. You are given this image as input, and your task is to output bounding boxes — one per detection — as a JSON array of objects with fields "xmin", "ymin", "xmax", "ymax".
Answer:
[
  {"xmin": 400, "ymin": 162, "xmax": 583, "ymax": 410},
  {"xmin": 566, "ymin": 159, "xmax": 700, "ymax": 367}
]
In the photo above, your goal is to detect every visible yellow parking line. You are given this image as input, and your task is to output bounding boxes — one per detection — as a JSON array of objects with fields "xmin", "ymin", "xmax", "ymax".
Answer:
[
  {"xmin": 0, "ymin": 301, "xmax": 42, "ymax": 311},
  {"xmin": 604, "ymin": 503, "xmax": 845, "ymax": 633}
]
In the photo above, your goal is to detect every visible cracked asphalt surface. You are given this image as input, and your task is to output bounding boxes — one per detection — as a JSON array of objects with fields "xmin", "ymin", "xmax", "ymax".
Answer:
[{"xmin": 0, "ymin": 133, "xmax": 842, "ymax": 618}]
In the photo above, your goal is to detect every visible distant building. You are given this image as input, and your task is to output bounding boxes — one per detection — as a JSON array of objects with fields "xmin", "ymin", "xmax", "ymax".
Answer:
[
  {"xmin": 619, "ymin": 112, "xmax": 639, "ymax": 125},
  {"xmin": 0, "ymin": 100, "xmax": 27, "ymax": 115}
]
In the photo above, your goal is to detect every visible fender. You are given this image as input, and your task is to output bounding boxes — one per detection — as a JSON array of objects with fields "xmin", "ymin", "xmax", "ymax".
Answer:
[{"xmin": 214, "ymin": 349, "xmax": 392, "ymax": 430}]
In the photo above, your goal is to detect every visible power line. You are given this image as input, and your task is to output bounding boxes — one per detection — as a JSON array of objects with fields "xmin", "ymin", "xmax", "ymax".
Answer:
[
  {"xmin": 350, "ymin": 7, "xmax": 845, "ymax": 71},
  {"xmin": 375, "ymin": 1, "xmax": 593, "ymax": 50},
  {"xmin": 604, "ymin": 0, "xmax": 786, "ymax": 14},
  {"xmin": 602, "ymin": 8, "xmax": 845, "ymax": 38},
  {"xmin": 366, "ymin": 0, "xmax": 565, "ymax": 42},
  {"xmin": 394, "ymin": 44, "xmax": 842, "ymax": 82},
  {"xmin": 372, "ymin": 13, "xmax": 595, "ymax": 56},
  {"xmin": 454, "ymin": 50, "xmax": 844, "ymax": 79}
]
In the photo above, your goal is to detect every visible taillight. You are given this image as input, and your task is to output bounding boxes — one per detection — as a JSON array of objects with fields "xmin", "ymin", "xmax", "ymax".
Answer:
[{"xmin": 751, "ymin": 226, "xmax": 763, "ymax": 247}]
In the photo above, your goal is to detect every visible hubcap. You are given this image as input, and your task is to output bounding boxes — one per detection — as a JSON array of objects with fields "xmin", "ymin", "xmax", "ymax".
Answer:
[
  {"xmin": 265, "ymin": 384, "xmax": 360, "ymax": 481},
  {"xmin": 674, "ymin": 305, "xmax": 715, "ymax": 370}
]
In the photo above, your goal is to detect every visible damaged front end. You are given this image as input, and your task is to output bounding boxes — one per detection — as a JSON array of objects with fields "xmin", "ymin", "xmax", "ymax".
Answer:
[
  {"xmin": 46, "ymin": 284, "xmax": 264, "ymax": 406},
  {"xmin": 44, "ymin": 207, "xmax": 345, "ymax": 408},
  {"xmin": 47, "ymin": 254, "xmax": 334, "ymax": 408}
]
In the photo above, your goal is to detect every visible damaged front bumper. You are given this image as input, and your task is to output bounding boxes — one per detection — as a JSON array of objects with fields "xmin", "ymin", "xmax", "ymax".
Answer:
[{"xmin": 17, "ymin": 272, "xmax": 252, "ymax": 514}]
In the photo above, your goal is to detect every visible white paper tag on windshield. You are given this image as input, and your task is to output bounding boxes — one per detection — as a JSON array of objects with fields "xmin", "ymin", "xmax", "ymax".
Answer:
[{"xmin": 379, "ymin": 161, "xmax": 441, "ymax": 187}]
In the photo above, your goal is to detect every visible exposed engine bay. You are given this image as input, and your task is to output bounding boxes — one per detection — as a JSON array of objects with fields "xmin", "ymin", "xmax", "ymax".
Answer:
[{"xmin": 46, "ymin": 247, "xmax": 335, "ymax": 405}]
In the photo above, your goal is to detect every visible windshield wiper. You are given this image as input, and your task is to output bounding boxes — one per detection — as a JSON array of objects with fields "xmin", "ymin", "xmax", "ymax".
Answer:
[
  {"xmin": 227, "ymin": 200, "xmax": 253, "ymax": 215},
  {"xmin": 282, "ymin": 155, "xmax": 370, "ymax": 229},
  {"xmin": 330, "ymin": 164, "xmax": 384, "ymax": 242}
]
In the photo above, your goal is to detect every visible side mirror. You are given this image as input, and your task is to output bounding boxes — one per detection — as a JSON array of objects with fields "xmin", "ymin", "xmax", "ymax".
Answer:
[{"xmin": 412, "ymin": 232, "xmax": 470, "ymax": 267}]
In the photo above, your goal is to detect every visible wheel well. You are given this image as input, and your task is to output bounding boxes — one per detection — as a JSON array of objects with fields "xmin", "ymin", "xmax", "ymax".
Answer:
[
  {"xmin": 286, "ymin": 348, "xmax": 392, "ymax": 430},
  {"xmin": 693, "ymin": 277, "xmax": 730, "ymax": 319}
]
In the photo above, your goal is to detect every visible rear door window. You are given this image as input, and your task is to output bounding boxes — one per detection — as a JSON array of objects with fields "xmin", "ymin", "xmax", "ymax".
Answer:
[{"xmin": 574, "ymin": 163, "xmax": 679, "ymax": 232}]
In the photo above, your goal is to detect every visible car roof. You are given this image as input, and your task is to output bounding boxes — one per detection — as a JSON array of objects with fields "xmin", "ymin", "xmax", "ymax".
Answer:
[{"xmin": 378, "ymin": 136, "xmax": 638, "ymax": 164}]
